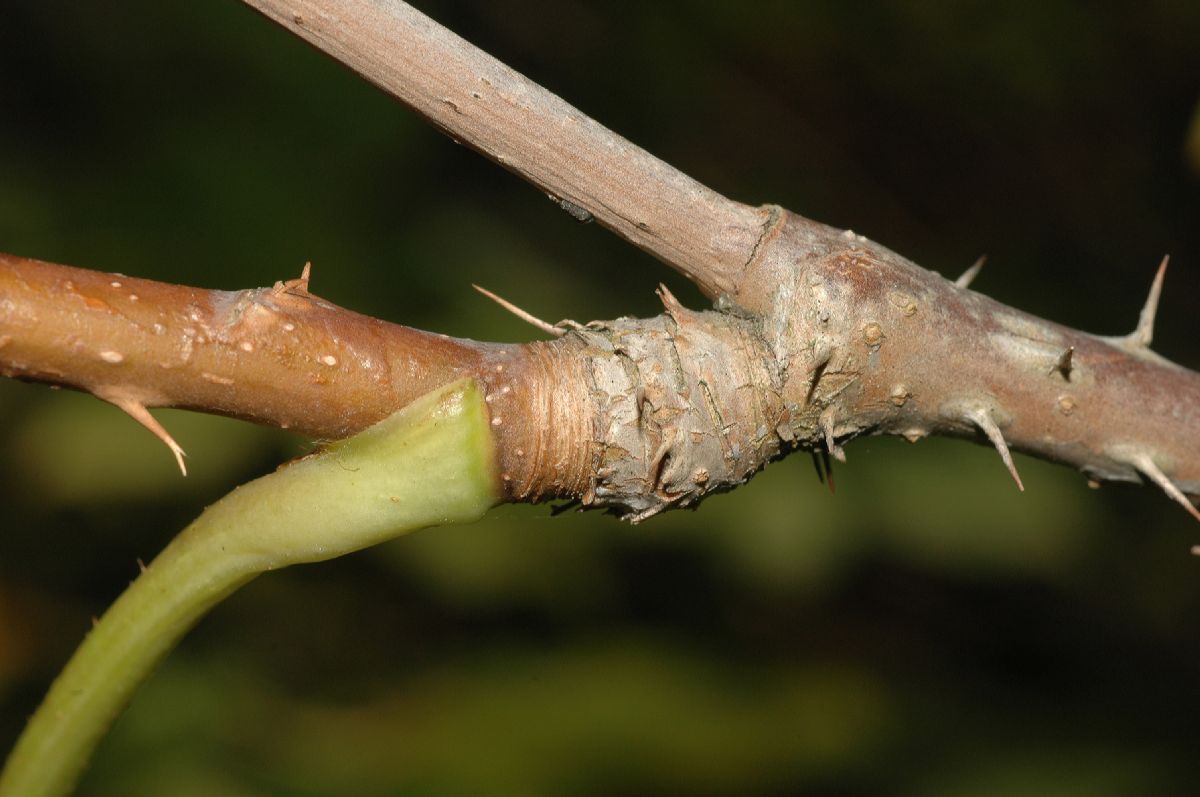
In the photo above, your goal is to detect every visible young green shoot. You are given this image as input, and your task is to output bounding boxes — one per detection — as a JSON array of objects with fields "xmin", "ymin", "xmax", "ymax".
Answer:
[{"xmin": 0, "ymin": 379, "xmax": 499, "ymax": 797}]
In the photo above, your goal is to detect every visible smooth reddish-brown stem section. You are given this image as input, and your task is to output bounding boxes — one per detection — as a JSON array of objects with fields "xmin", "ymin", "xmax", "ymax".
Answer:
[{"xmin": 0, "ymin": 253, "xmax": 498, "ymax": 438}]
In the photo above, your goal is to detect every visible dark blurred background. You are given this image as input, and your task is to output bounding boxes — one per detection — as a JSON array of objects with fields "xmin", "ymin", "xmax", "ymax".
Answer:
[{"xmin": 2, "ymin": 2, "xmax": 1199, "ymax": 795}]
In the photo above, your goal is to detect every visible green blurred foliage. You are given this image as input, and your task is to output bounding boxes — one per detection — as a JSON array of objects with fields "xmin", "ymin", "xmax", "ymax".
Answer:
[{"xmin": 2, "ymin": 1, "xmax": 1199, "ymax": 794}]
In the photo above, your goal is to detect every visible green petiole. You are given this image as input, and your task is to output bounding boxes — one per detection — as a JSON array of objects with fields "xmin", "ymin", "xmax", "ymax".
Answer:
[{"xmin": 0, "ymin": 379, "xmax": 499, "ymax": 797}]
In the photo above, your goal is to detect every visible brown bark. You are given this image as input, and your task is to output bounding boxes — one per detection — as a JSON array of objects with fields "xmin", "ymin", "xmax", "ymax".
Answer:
[
  {"xmin": 2, "ymin": 0, "xmax": 1198, "ymax": 520},
  {"xmin": 0, "ymin": 254, "xmax": 504, "ymax": 439}
]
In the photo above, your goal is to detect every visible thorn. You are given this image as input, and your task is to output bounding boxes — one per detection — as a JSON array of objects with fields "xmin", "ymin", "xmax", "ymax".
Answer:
[
  {"xmin": 820, "ymin": 406, "xmax": 846, "ymax": 462},
  {"xmin": 1052, "ymin": 346, "xmax": 1074, "ymax": 381},
  {"xmin": 274, "ymin": 261, "xmax": 313, "ymax": 295},
  {"xmin": 626, "ymin": 497, "xmax": 678, "ymax": 524},
  {"xmin": 656, "ymin": 283, "xmax": 686, "ymax": 318},
  {"xmin": 955, "ymin": 255, "xmax": 986, "ymax": 289},
  {"xmin": 1127, "ymin": 255, "xmax": 1168, "ymax": 349},
  {"xmin": 804, "ymin": 344, "xmax": 834, "ymax": 406},
  {"xmin": 809, "ymin": 447, "xmax": 836, "ymax": 493},
  {"xmin": 472, "ymin": 284, "xmax": 564, "ymax": 337},
  {"xmin": 97, "ymin": 391, "xmax": 188, "ymax": 475},
  {"xmin": 1124, "ymin": 450, "xmax": 1200, "ymax": 523},
  {"xmin": 964, "ymin": 407, "xmax": 1024, "ymax": 491},
  {"xmin": 136, "ymin": 557, "xmax": 147, "ymax": 574}
]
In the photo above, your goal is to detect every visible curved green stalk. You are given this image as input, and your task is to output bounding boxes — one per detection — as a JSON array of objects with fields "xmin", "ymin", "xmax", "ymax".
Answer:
[{"xmin": 0, "ymin": 379, "xmax": 499, "ymax": 797}]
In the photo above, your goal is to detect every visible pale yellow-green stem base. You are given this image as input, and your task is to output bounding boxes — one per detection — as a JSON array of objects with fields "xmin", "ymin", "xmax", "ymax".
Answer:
[{"xmin": 0, "ymin": 379, "xmax": 499, "ymax": 797}]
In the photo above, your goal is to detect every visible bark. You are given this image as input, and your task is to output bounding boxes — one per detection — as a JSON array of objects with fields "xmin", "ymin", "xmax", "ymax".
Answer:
[
  {"xmin": 0, "ymin": 255, "xmax": 503, "ymax": 440},
  {"xmin": 1, "ymin": 0, "xmax": 1198, "ymax": 520},
  {"xmin": 238, "ymin": 0, "xmax": 771, "ymax": 299}
]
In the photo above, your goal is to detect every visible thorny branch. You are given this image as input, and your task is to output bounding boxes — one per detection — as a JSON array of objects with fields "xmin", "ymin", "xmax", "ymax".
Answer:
[{"xmin": 2, "ymin": 0, "xmax": 1198, "ymax": 525}]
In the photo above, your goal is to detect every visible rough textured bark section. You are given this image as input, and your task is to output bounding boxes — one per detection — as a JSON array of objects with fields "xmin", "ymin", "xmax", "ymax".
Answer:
[
  {"xmin": 511, "ymin": 212, "xmax": 1200, "ymax": 517},
  {"xmin": 534, "ymin": 294, "xmax": 788, "ymax": 520},
  {"xmin": 239, "ymin": 0, "xmax": 772, "ymax": 298},
  {"xmin": 733, "ymin": 211, "xmax": 1200, "ymax": 498}
]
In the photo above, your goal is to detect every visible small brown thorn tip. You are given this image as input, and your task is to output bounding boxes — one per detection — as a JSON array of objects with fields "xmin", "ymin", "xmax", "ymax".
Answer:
[
  {"xmin": 822, "ymin": 448, "xmax": 836, "ymax": 494},
  {"xmin": 1052, "ymin": 346, "xmax": 1075, "ymax": 380},
  {"xmin": 472, "ymin": 284, "xmax": 564, "ymax": 337},
  {"xmin": 274, "ymin": 261, "xmax": 313, "ymax": 295},
  {"xmin": 810, "ymin": 449, "xmax": 826, "ymax": 485},
  {"xmin": 820, "ymin": 407, "xmax": 846, "ymax": 463},
  {"xmin": 98, "ymin": 392, "xmax": 188, "ymax": 476},
  {"xmin": 965, "ymin": 407, "xmax": 1024, "ymax": 491},
  {"xmin": 955, "ymin": 255, "xmax": 986, "ymax": 289},
  {"xmin": 1124, "ymin": 450, "xmax": 1200, "ymax": 523},
  {"xmin": 1127, "ymin": 255, "xmax": 1168, "ymax": 349}
]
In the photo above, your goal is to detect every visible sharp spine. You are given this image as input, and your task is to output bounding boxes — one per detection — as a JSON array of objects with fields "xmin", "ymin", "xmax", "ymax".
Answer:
[
  {"xmin": 809, "ymin": 449, "xmax": 835, "ymax": 493},
  {"xmin": 472, "ymin": 284, "xmax": 565, "ymax": 337},
  {"xmin": 964, "ymin": 406, "xmax": 1024, "ymax": 491},
  {"xmin": 97, "ymin": 391, "xmax": 188, "ymax": 475},
  {"xmin": 955, "ymin": 255, "xmax": 986, "ymax": 289},
  {"xmin": 1123, "ymin": 450, "xmax": 1200, "ymax": 523},
  {"xmin": 1125, "ymin": 255, "xmax": 1168, "ymax": 349},
  {"xmin": 1052, "ymin": 346, "xmax": 1075, "ymax": 380},
  {"xmin": 656, "ymin": 283, "xmax": 686, "ymax": 319},
  {"xmin": 273, "ymin": 261, "xmax": 312, "ymax": 295},
  {"xmin": 820, "ymin": 406, "xmax": 846, "ymax": 463}
]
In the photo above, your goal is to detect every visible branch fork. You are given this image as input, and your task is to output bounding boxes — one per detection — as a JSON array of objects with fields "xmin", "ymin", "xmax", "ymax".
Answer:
[{"xmin": 1, "ymin": 1, "xmax": 1198, "ymax": 527}]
